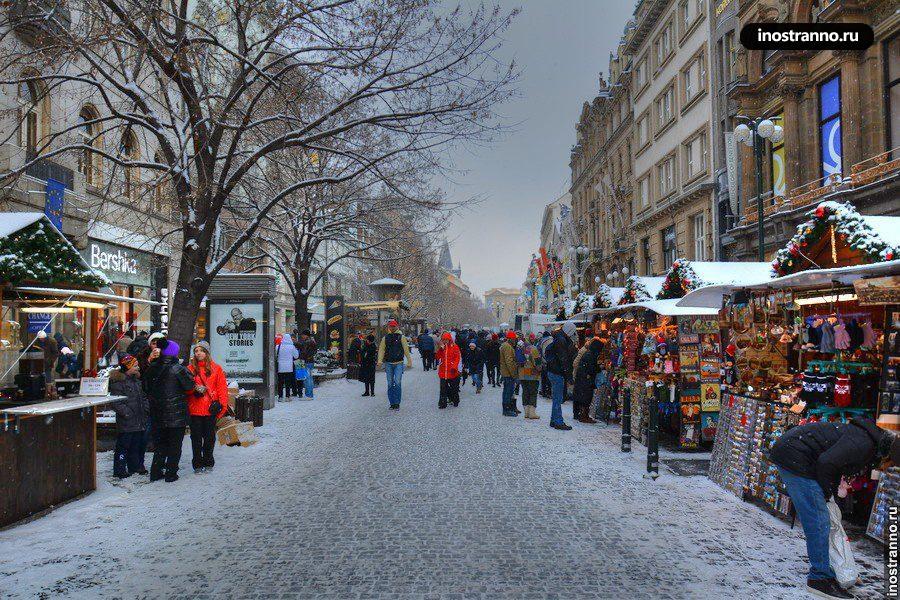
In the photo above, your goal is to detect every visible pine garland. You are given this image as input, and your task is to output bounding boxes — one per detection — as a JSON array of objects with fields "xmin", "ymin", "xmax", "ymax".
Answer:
[
  {"xmin": 593, "ymin": 284, "xmax": 613, "ymax": 309},
  {"xmin": 619, "ymin": 275, "xmax": 651, "ymax": 305},
  {"xmin": 772, "ymin": 201, "xmax": 898, "ymax": 277},
  {"xmin": 0, "ymin": 222, "xmax": 108, "ymax": 287},
  {"xmin": 657, "ymin": 259, "xmax": 699, "ymax": 300}
]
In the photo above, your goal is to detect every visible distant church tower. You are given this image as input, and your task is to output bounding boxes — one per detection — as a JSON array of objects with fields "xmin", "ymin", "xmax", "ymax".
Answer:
[{"xmin": 438, "ymin": 239, "xmax": 461, "ymax": 279}]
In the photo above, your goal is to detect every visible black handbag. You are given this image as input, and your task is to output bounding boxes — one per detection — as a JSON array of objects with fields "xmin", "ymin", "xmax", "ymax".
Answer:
[{"xmin": 209, "ymin": 399, "xmax": 223, "ymax": 417}]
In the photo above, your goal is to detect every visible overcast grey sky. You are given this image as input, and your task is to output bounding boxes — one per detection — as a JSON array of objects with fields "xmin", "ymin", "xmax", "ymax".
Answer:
[{"xmin": 438, "ymin": 0, "xmax": 635, "ymax": 300}]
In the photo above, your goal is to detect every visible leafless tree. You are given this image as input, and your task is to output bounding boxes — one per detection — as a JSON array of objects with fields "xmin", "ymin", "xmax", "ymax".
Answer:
[{"xmin": 0, "ymin": 0, "xmax": 517, "ymax": 349}]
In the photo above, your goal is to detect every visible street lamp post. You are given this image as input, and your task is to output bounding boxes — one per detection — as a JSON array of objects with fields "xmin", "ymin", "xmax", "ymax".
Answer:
[{"xmin": 734, "ymin": 117, "xmax": 784, "ymax": 262}]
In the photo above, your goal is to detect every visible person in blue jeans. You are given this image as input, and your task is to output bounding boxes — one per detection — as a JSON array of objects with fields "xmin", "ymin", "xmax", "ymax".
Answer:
[
  {"xmin": 297, "ymin": 329, "xmax": 318, "ymax": 398},
  {"xmin": 543, "ymin": 321, "xmax": 577, "ymax": 430},
  {"xmin": 770, "ymin": 418, "xmax": 899, "ymax": 599},
  {"xmin": 377, "ymin": 319, "xmax": 412, "ymax": 410}
]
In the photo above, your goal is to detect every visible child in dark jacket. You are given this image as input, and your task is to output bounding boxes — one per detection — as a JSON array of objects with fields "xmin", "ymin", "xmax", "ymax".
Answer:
[{"xmin": 109, "ymin": 354, "xmax": 150, "ymax": 478}]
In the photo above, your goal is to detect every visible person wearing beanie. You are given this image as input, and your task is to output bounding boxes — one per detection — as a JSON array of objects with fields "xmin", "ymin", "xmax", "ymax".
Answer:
[
  {"xmin": 275, "ymin": 333, "xmax": 300, "ymax": 401},
  {"xmin": 109, "ymin": 354, "xmax": 150, "ymax": 478},
  {"xmin": 545, "ymin": 323, "xmax": 577, "ymax": 430},
  {"xmin": 770, "ymin": 420, "xmax": 899, "ymax": 599},
  {"xmin": 417, "ymin": 328, "xmax": 436, "ymax": 371},
  {"xmin": 572, "ymin": 337, "xmax": 603, "ymax": 424},
  {"xmin": 435, "ymin": 332, "xmax": 461, "ymax": 408},
  {"xmin": 515, "ymin": 334, "xmax": 542, "ymax": 419},
  {"xmin": 377, "ymin": 319, "xmax": 412, "ymax": 410},
  {"xmin": 464, "ymin": 341, "xmax": 485, "ymax": 393},
  {"xmin": 498, "ymin": 330, "xmax": 520, "ymax": 417},
  {"xmin": 143, "ymin": 339, "xmax": 195, "ymax": 482},
  {"xmin": 188, "ymin": 342, "xmax": 229, "ymax": 473},
  {"xmin": 359, "ymin": 334, "xmax": 378, "ymax": 396}
]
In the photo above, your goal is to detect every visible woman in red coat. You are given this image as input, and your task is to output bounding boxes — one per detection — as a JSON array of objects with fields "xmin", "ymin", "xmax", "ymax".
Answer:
[
  {"xmin": 435, "ymin": 332, "xmax": 461, "ymax": 409},
  {"xmin": 188, "ymin": 341, "xmax": 228, "ymax": 473}
]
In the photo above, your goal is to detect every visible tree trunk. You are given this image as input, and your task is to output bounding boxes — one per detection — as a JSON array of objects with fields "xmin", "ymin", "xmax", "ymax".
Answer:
[
  {"xmin": 165, "ymin": 250, "xmax": 209, "ymax": 357},
  {"xmin": 293, "ymin": 269, "xmax": 311, "ymax": 332}
]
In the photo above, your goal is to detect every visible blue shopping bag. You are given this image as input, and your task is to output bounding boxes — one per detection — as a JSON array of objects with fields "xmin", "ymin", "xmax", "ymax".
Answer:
[{"xmin": 294, "ymin": 364, "xmax": 309, "ymax": 381}]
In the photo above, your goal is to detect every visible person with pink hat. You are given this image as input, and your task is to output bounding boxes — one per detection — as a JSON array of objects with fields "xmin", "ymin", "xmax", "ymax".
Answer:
[{"xmin": 377, "ymin": 318, "xmax": 412, "ymax": 410}]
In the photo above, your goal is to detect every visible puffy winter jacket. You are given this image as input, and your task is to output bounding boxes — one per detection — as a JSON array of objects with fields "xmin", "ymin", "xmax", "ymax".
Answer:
[
  {"xmin": 298, "ymin": 336, "xmax": 318, "ymax": 362},
  {"xmin": 417, "ymin": 332, "xmax": 436, "ymax": 352},
  {"xmin": 516, "ymin": 344, "xmax": 542, "ymax": 381},
  {"xmin": 545, "ymin": 329, "xmax": 576, "ymax": 380},
  {"xmin": 499, "ymin": 341, "xmax": 518, "ymax": 378},
  {"xmin": 108, "ymin": 369, "xmax": 150, "ymax": 433},
  {"xmin": 464, "ymin": 346, "xmax": 485, "ymax": 374},
  {"xmin": 188, "ymin": 360, "xmax": 229, "ymax": 418},
  {"xmin": 436, "ymin": 343, "xmax": 461, "ymax": 379},
  {"xmin": 573, "ymin": 339, "xmax": 603, "ymax": 402},
  {"xmin": 484, "ymin": 339, "xmax": 500, "ymax": 366},
  {"xmin": 769, "ymin": 418, "xmax": 889, "ymax": 499},
  {"xmin": 276, "ymin": 334, "xmax": 300, "ymax": 373},
  {"xmin": 143, "ymin": 356, "xmax": 195, "ymax": 428}
]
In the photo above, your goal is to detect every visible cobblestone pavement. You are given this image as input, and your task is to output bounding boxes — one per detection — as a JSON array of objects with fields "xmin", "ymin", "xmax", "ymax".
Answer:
[{"xmin": 0, "ymin": 361, "xmax": 886, "ymax": 599}]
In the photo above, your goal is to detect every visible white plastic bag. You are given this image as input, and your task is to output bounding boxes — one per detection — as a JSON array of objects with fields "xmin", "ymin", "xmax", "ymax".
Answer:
[{"xmin": 827, "ymin": 499, "xmax": 859, "ymax": 588}]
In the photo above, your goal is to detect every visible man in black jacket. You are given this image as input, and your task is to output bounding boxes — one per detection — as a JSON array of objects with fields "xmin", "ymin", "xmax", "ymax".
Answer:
[
  {"xmin": 770, "ymin": 418, "xmax": 899, "ymax": 599},
  {"xmin": 573, "ymin": 337, "xmax": 602, "ymax": 424},
  {"xmin": 544, "ymin": 322, "xmax": 577, "ymax": 430},
  {"xmin": 143, "ymin": 340, "xmax": 195, "ymax": 482}
]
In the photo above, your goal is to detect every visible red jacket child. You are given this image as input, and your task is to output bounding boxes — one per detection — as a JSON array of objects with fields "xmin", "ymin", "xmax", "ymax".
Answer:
[
  {"xmin": 187, "ymin": 346, "xmax": 229, "ymax": 419},
  {"xmin": 435, "ymin": 334, "xmax": 461, "ymax": 380}
]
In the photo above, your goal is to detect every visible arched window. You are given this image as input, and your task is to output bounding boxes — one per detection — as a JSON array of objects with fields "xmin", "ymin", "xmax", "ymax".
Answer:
[
  {"xmin": 18, "ymin": 80, "xmax": 48, "ymax": 155},
  {"xmin": 119, "ymin": 131, "xmax": 139, "ymax": 199},
  {"xmin": 77, "ymin": 106, "xmax": 102, "ymax": 187},
  {"xmin": 152, "ymin": 151, "xmax": 170, "ymax": 213}
]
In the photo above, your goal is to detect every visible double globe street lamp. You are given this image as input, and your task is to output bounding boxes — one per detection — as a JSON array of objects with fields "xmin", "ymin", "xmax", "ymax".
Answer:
[{"xmin": 733, "ymin": 117, "xmax": 784, "ymax": 261}]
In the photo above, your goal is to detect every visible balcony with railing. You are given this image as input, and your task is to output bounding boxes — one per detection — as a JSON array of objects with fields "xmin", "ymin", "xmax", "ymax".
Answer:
[{"xmin": 739, "ymin": 148, "xmax": 900, "ymax": 225}]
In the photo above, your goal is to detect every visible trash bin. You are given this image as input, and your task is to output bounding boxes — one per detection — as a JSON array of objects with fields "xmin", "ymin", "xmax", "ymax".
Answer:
[{"xmin": 235, "ymin": 394, "xmax": 264, "ymax": 427}]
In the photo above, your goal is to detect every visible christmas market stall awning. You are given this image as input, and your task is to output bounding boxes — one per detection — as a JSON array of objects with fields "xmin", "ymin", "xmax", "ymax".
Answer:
[
  {"xmin": 589, "ymin": 298, "xmax": 718, "ymax": 318},
  {"xmin": 0, "ymin": 213, "xmax": 109, "ymax": 289},
  {"xmin": 676, "ymin": 260, "xmax": 900, "ymax": 308},
  {"xmin": 656, "ymin": 260, "xmax": 772, "ymax": 300}
]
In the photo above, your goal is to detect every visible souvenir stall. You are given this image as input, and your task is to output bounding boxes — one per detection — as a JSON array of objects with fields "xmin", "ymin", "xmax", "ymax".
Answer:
[
  {"xmin": 678, "ymin": 201, "xmax": 900, "ymax": 528},
  {"xmin": 0, "ymin": 213, "xmax": 130, "ymax": 528},
  {"xmin": 588, "ymin": 299, "xmax": 719, "ymax": 450}
]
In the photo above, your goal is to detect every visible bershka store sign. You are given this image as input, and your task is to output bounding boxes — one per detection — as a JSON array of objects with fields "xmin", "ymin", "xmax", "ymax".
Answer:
[{"xmin": 83, "ymin": 239, "xmax": 153, "ymax": 287}]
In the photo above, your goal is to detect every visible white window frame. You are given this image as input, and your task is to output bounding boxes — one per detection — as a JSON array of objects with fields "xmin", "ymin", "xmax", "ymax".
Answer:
[{"xmin": 692, "ymin": 213, "xmax": 706, "ymax": 260}]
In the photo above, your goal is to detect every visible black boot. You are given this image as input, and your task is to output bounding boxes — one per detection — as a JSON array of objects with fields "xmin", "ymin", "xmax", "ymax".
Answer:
[{"xmin": 806, "ymin": 578, "xmax": 854, "ymax": 599}]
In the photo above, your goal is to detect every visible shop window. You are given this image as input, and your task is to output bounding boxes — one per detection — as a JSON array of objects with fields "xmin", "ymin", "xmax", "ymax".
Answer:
[
  {"xmin": 887, "ymin": 35, "xmax": 900, "ymax": 156},
  {"xmin": 662, "ymin": 225, "xmax": 677, "ymax": 269},
  {"xmin": 684, "ymin": 132, "xmax": 708, "ymax": 180},
  {"xmin": 818, "ymin": 74, "xmax": 842, "ymax": 179},
  {"xmin": 657, "ymin": 155, "xmax": 676, "ymax": 198}
]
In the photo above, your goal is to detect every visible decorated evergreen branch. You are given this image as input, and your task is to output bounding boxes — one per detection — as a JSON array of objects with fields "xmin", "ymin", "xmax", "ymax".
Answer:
[
  {"xmin": 0, "ymin": 222, "xmax": 108, "ymax": 287},
  {"xmin": 593, "ymin": 284, "xmax": 613, "ymax": 309},
  {"xmin": 772, "ymin": 201, "xmax": 898, "ymax": 276},
  {"xmin": 556, "ymin": 305, "xmax": 567, "ymax": 321},
  {"xmin": 572, "ymin": 291, "xmax": 589, "ymax": 315},
  {"xmin": 619, "ymin": 275, "xmax": 652, "ymax": 305},
  {"xmin": 657, "ymin": 259, "xmax": 699, "ymax": 300}
]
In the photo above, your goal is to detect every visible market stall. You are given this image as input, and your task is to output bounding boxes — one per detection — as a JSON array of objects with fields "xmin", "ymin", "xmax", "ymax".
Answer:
[
  {"xmin": 0, "ymin": 213, "xmax": 130, "ymax": 528},
  {"xmin": 679, "ymin": 201, "xmax": 900, "ymax": 531}
]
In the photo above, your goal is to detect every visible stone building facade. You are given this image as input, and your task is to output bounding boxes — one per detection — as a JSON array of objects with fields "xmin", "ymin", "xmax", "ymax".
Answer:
[{"xmin": 721, "ymin": 0, "xmax": 900, "ymax": 260}]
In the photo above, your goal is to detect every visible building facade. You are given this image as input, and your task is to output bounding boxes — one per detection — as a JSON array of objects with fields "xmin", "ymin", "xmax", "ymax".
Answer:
[
  {"xmin": 629, "ymin": 0, "xmax": 716, "ymax": 276},
  {"xmin": 721, "ymin": 0, "xmax": 900, "ymax": 260},
  {"xmin": 484, "ymin": 287, "xmax": 521, "ymax": 326}
]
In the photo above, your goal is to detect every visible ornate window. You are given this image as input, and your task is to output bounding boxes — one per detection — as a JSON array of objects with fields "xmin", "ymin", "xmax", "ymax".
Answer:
[{"xmin": 818, "ymin": 74, "xmax": 842, "ymax": 179}]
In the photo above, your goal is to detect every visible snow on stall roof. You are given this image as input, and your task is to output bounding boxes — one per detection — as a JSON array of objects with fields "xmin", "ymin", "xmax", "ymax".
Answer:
[
  {"xmin": 370, "ymin": 278, "xmax": 404, "ymax": 286},
  {"xmin": 687, "ymin": 261, "xmax": 773, "ymax": 287},
  {"xmin": 861, "ymin": 215, "xmax": 900, "ymax": 249},
  {"xmin": 0, "ymin": 213, "xmax": 45, "ymax": 239},
  {"xmin": 635, "ymin": 276, "xmax": 665, "ymax": 299},
  {"xmin": 591, "ymin": 298, "xmax": 718, "ymax": 317},
  {"xmin": 608, "ymin": 287, "xmax": 626, "ymax": 305}
]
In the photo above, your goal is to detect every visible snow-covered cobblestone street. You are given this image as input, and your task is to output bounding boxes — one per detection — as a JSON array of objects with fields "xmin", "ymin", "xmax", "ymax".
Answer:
[{"xmin": 0, "ymin": 365, "xmax": 887, "ymax": 599}]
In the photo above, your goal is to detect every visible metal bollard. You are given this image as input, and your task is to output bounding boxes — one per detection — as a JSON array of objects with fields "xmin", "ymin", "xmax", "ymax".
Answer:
[
  {"xmin": 645, "ymin": 383, "xmax": 660, "ymax": 479},
  {"xmin": 621, "ymin": 386, "xmax": 631, "ymax": 453}
]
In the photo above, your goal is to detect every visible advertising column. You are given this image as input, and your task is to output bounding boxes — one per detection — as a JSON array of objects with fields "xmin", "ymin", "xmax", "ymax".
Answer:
[
  {"xmin": 208, "ymin": 301, "xmax": 265, "ymax": 384},
  {"xmin": 324, "ymin": 295, "xmax": 346, "ymax": 367}
]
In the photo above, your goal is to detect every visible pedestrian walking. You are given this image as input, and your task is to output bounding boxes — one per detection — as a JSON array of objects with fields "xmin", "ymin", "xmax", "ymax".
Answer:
[
  {"xmin": 499, "ymin": 330, "xmax": 519, "ymax": 417},
  {"xmin": 297, "ymin": 330, "xmax": 318, "ymax": 398},
  {"xmin": 484, "ymin": 333, "xmax": 500, "ymax": 387},
  {"xmin": 538, "ymin": 330, "xmax": 553, "ymax": 398},
  {"xmin": 143, "ymin": 339, "xmax": 195, "ymax": 482},
  {"xmin": 545, "ymin": 322, "xmax": 577, "ymax": 430},
  {"xmin": 187, "ymin": 342, "xmax": 229, "ymax": 473},
  {"xmin": 275, "ymin": 333, "xmax": 300, "ymax": 400},
  {"xmin": 359, "ymin": 334, "xmax": 377, "ymax": 396},
  {"xmin": 769, "ymin": 419, "xmax": 899, "ymax": 599},
  {"xmin": 572, "ymin": 337, "xmax": 602, "ymax": 424},
  {"xmin": 435, "ymin": 332, "xmax": 461, "ymax": 408},
  {"xmin": 417, "ymin": 329, "xmax": 436, "ymax": 371},
  {"xmin": 108, "ymin": 354, "xmax": 150, "ymax": 478},
  {"xmin": 465, "ymin": 341, "xmax": 485, "ymax": 393},
  {"xmin": 516, "ymin": 334, "xmax": 542, "ymax": 419},
  {"xmin": 377, "ymin": 319, "xmax": 412, "ymax": 410}
]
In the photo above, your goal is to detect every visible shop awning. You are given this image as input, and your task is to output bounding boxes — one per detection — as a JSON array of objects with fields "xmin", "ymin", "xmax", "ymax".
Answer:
[
  {"xmin": 590, "ymin": 298, "xmax": 718, "ymax": 317},
  {"xmin": 676, "ymin": 260, "xmax": 900, "ymax": 308},
  {"xmin": 12, "ymin": 286, "xmax": 164, "ymax": 306},
  {"xmin": 346, "ymin": 300, "xmax": 408, "ymax": 311}
]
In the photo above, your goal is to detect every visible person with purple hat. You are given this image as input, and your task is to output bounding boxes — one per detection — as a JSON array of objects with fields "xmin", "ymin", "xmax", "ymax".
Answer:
[{"xmin": 143, "ymin": 338, "xmax": 195, "ymax": 482}]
